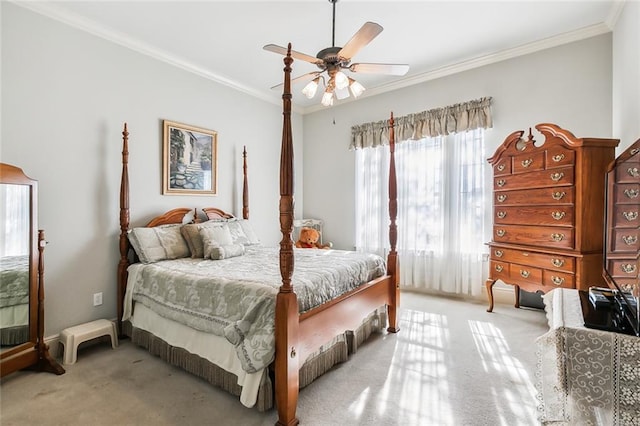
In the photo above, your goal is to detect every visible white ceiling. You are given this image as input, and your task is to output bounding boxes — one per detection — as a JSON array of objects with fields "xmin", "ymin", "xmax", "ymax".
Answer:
[{"xmin": 16, "ymin": 1, "xmax": 621, "ymax": 114}]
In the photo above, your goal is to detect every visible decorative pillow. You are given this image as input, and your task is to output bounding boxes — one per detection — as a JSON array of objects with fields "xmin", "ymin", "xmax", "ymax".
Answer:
[
  {"xmin": 199, "ymin": 225, "xmax": 244, "ymax": 259},
  {"xmin": 226, "ymin": 219, "xmax": 251, "ymax": 246},
  {"xmin": 207, "ymin": 243, "xmax": 246, "ymax": 260},
  {"xmin": 128, "ymin": 224, "xmax": 190, "ymax": 264},
  {"xmin": 238, "ymin": 219, "xmax": 261, "ymax": 245},
  {"xmin": 180, "ymin": 220, "xmax": 226, "ymax": 258}
]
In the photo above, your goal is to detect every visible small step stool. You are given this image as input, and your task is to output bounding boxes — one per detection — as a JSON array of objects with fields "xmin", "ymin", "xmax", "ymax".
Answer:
[{"xmin": 60, "ymin": 319, "xmax": 118, "ymax": 365}]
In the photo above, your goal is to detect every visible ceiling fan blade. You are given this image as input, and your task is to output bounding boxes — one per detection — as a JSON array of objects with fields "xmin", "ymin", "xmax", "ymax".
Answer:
[
  {"xmin": 263, "ymin": 44, "xmax": 323, "ymax": 65},
  {"xmin": 270, "ymin": 71, "xmax": 323, "ymax": 90},
  {"xmin": 338, "ymin": 22, "xmax": 383, "ymax": 60},
  {"xmin": 349, "ymin": 63, "xmax": 410, "ymax": 76}
]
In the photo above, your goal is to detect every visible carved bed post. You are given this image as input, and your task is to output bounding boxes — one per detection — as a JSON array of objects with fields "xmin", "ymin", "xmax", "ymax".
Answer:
[
  {"xmin": 117, "ymin": 123, "xmax": 130, "ymax": 336},
  {"xmin": 243, "ymin": 145, "xmax": 249, "ymax": 220},
  {"xmin": 274, "ymin": 44, "xmax": 300, "ymax": 426},
  {"xmin": 387, "ymin": 113, "xmax": 400, "ymax": 333}
]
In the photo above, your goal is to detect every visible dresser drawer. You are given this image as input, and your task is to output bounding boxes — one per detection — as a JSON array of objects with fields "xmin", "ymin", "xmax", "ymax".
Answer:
[
  {"xmin": 512, "ymin": 151, "xmax": 544, "ymax": 174},
  {"xmin": 494, "ymin": 187, "xmax": 574, "ymax": 206},
  {"xmin": 509, "ymin": 263, "xmax": 542, "ymax": 285},
  {"xmin": 611, "ymin": 228, "xmax": 640, "ymax": 253},
  {"xmin": 607, "ymin": 259, "xmax": 639, "ymax": 278},
  {"xmin": 542, "ymin": 270, "xmax": 575, "ymax": 289},
  {"xmin": 493, "ymin": 159, "xmax": 511, "ymax": 176},
  {"xmin": 490, "ymin": 247, "xmax": 575, "ymax": 273},
  {"xmin": 494, "ymin": 206, "xmax": 573, "ymax": 226},
  {"xmin": 616, "ymin": 164, "xmax": 640, "ymax": 183},
  {"xmin": 612, "ymin": 205, "xmax": 639, "ymax": 227},
  {"xmin": 545, "ymin": 146, "xmax": 575, "ymax": 169},
  {"xmin": 614, "ymin": 183, "xmax": 640, "ymax": 204},
  {"xmin": 489, "ymin": 261, "xmax": 510, "ymax": 281},
  {"xmin": 493, "ymin": 225, "xmax": 575, "ymax": 249},
  {"xmin": 494, "ymin": 166, "xmax": 574, "ymax": 191},
  {"xmin": 609, "ymin": 278, "xmax": 637, "ymax": 293}
]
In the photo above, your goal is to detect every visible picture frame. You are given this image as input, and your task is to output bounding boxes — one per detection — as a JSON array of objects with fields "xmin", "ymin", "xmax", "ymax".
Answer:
[{"xmin": 162, "ymin": 120, "xmax": 217, "ymax": 195}]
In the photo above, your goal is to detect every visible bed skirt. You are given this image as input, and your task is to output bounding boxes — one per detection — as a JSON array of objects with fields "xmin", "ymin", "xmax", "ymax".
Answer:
[{"xmin": 124, "ymin": 306, "xmax": 387, "ymax": 411}]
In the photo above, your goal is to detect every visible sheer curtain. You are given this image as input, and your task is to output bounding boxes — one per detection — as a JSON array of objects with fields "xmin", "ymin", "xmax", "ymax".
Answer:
[{"xmin": 353, "ymin": 98, "xmax": 492, "ymax": 296}]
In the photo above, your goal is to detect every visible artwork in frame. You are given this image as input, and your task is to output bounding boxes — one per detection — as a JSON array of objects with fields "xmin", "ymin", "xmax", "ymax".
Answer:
[{"xmin": 162, "ymin": 120, "xmax": 217, "ymax": 195}]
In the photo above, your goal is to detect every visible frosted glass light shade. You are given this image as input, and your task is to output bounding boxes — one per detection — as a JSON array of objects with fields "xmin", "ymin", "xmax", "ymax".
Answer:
[
  {"xmin": 335, "ymin": 86, "xmax": 350, "ymax": 100},
  {"xmin": 349, "ymin": 79, "xmax": 366, "ymax": 98},
  {"xmin": 334, "ymin": 71, "xmax": 349, "ymax": 90},
  {"xmin": 302, "ymin": 78, "xmax": 320, "ymax": 99},
  {"xmin": 321, "ymin": 90, "xmax": 334, "ymax": 106}
]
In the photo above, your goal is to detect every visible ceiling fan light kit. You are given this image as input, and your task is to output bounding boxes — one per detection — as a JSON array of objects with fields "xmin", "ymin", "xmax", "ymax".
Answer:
[{"xmin": 264, "ymin": 0, "xmax": 409, "ymax": 107}]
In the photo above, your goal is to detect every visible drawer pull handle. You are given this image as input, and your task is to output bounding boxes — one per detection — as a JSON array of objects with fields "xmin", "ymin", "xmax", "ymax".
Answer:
[
  {"xmin": 552, "ymin": 191, "xmax": 566, "ymax": 200},
  {"xmin": 495, "ymin": 265, "xmax": 503, "ymax": 272},
  {"xmin": 631, "ymin": 148, "xmax": 640, "ymax": 155},
  {"xmin": 495, "ymin": 250, "xmax": 503, "ymax": 258},
  {"xmin": 551, "ymin": 276, "xmax": 564, "ymax": 286},
  {"xmin": 497, "ymin": 194, "xmax": 507, "ymax": 203},
  {"xmin": 520, "ymin": 270, "xmax": 530, "ymax": 278},
  {"xmin": 496, "ymin": 229, "xmax": 506, "ymax": 237},
  {"xmin": 552, "ymin": 153, "xmax": 565, "ymax": 162},
  {"xmin": 624, "ymin": 189, "xmax": 639, "ymax": 199},
  {"xmin": 623, "ymin": 211, "xmax": 638, "ymax": 221},
  {"xmin": 497, "ymin": 164, "xmax": 505, "ymax": 171},
  {"xmin": 628, "ymin": 167, "xmax": 640, "ymax": 178},
  {"xmin": 496, "ymin": 179, "xmax": 506, "ymax": 187},
  {"xmin": 621, "ymin": 263, "xmax": 637, "ymax": 274},
  {"xmin": 552, "ymin": 258, "xmax": 565, "ymax": 267},
  {"xmin": 550, "ymin": 172, "xmax": 564, "ymax": 182},
  {"xmin": 496, "ymin": 211, "xmax": 507, "ymax": 219},
  {"xmin": 623, "ymin": 235, "xmax": 638, "ymax": 245},
  {"xmin": 521, "ymin": 158, "xmax": 533, "ymax": 168},
  {"xmin": 551, "ymin": 233, "xmax": 564, "ymax": 242},
  {"xmin": 551, "ymin": 211, "xmax": 565, "ymax": 220}
]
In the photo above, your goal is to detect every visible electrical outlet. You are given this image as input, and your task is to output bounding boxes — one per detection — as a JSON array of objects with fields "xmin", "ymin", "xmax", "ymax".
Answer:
[{"xmin": 93, "ymin": 292, "xmax": 103, "ymax": 306}]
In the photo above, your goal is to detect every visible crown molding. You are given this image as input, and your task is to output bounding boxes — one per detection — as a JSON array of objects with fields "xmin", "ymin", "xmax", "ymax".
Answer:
[
  {"xmin": 605, "ymin": 0, "xmax": 626, "ymax": 29},
  {"xmin": 9, "ymin": 1, "xmax": 309, "ymax": 113},
  {"xmin": 303, "ymin": 22, "xmax": 612, "ymax": 114},
  {"xmin": 11, "ymin": 1, "xmax": 612, "ymax": 117}
]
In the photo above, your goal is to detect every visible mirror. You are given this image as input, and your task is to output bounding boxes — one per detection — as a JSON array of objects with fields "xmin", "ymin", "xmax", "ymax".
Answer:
[
  {"xmin": 0, "ymin": 163, "xmax": 64, "ymax": 377},
  {"xmin": 0, "ymin": 183, "xmax": 32, "ymax": 350},
  {"xmin": 603, "ymin": 140, "xmax": 640, "ymax": 336}
]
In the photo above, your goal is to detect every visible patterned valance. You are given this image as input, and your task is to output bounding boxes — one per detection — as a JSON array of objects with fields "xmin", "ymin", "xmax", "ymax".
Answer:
[{"xmin": 350, "ymin": 97, "xmax": 493, "ymax": 150}]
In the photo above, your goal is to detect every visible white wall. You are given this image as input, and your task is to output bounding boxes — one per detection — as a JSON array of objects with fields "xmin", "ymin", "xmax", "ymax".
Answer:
[
  {"xmin": 1, "ymin": 3, "xmax": 304, "ymax": 335},
  {"xmin": 612, "ymin": 0, "xmax": 640, "ymax": 150},
  {"xmin": 302, "ymin": 35, "xmax": 613, "ymax": 251}
]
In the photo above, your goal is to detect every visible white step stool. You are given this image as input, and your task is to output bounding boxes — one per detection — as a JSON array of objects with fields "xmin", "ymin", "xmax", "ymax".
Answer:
[{"xmin": 60, "ymin": 319, "xmax": 118, "ymax": 365}]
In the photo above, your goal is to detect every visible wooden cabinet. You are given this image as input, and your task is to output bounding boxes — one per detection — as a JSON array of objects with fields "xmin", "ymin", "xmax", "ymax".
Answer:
[
  {"xmin": 604, "ymin": 139, "xmax": 640, "ymax": 293},
  {"xmin": 485, "ymin": 124, "xmax": 619, "ymax": 312}
]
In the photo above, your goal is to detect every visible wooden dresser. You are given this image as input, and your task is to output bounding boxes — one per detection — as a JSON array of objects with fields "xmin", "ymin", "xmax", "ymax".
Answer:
[
  {"xmin": 485, "ymin": 123, "xmax": 619, "ymax": 312},
  {"xmin": 603, "ymin": 138, "xmax": 640, "ymax": 294}
]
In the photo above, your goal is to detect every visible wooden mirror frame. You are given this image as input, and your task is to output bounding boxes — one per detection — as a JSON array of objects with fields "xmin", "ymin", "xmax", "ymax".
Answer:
[{"xmin": 0, "ymin": 163, "xmax": 64, "ymax": 377}]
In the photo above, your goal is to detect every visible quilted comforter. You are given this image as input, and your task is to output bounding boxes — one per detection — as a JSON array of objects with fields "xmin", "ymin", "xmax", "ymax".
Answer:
[{"xmin": 124, "ymin": 246, "xmax": 386, "ymax": 373}]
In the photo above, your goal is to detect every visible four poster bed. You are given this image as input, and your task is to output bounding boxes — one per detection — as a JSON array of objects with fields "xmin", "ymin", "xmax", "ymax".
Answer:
[{"xmin": 117, "ymin": 45, "xmax": 400, "ymax": 426}]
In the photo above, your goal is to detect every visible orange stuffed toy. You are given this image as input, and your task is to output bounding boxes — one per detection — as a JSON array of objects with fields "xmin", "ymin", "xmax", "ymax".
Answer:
[{"xmin": 295, "ymin": 227, "xmax": 331, "ymax": 249}]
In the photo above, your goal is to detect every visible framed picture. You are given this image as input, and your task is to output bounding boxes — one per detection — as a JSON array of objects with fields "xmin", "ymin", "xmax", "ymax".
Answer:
[{"xmin": 162, "ymin": 120, "xmax": 217, "ymax": 195}]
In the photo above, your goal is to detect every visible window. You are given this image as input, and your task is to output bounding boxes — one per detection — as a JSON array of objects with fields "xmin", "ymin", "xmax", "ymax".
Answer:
[{"xmin": 355, "ymin": 129, "xmax": 488, "ymax": 295}]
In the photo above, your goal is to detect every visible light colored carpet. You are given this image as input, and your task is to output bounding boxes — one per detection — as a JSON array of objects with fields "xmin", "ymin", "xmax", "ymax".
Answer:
[{"xmin": 0, "ymin": 291, "xmax": 548, "ymax": 425}]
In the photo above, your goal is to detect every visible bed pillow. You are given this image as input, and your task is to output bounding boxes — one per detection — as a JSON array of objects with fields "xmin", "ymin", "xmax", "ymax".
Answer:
[
  {"xmin": 238, "ymin": 219, "xmax": 261, "ymax": 245},
  {"xmin": 180, "ymin": 220, "xmax": 226, "ymax": 258},
  {"xmin": 226, "ymin": 218, "xmax": 252, "ymax": 246},
  {"xmin": 128, "ymin": 223, "xmax": 190, "ymax": 264},
  {"xmin": 206, "ymin": 243, "xmax": 245, "ymax": 260},
  {"xmin": 199, "ymin": 225, "xmax": 245, "ymax": 259}
]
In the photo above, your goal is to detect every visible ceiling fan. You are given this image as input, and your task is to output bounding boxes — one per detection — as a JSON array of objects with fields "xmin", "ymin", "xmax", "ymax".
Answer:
[{"xmin": 263, "ymin": 0, "xmax": 409, "ymax": 106}]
